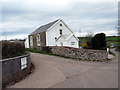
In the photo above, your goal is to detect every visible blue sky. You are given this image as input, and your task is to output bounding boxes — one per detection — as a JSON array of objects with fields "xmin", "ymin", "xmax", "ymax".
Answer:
[{"xmin": 1, "ymin": 0, "xmax": 118, "ymax": 40}]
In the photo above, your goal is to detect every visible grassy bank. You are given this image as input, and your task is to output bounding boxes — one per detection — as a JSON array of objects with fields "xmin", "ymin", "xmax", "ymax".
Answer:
[
  {"xmin": 25, "ymin": 48, "xmax": 69, "ymax": 58},
  {"xmin": 106, "ymin": 36, "xmax": 120, "ymax": 41}
]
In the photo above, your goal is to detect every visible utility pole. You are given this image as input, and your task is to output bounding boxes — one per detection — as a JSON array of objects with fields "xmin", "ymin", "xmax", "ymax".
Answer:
[
  {"xmin": 5, "ymin": 36, "xmax": 7, "ymax": 41},
  {"xmin": 79, "ymin": 29, "xmax": 81, "ymax": 37},
  {"xmin": 79, "ymin": 29, "xmax": 81, "ymax": 48}
]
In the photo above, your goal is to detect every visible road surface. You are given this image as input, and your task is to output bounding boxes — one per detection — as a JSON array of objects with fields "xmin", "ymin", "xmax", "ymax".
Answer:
[{"xmin": 8, "ymin": 49, "xmax": 118, "ymax": 88}]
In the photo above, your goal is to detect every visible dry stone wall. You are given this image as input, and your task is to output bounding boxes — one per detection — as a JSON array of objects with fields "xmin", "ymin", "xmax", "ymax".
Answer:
[{"xmin": 50, "ymin": 46, "xmax": 108, "ymax": 61}]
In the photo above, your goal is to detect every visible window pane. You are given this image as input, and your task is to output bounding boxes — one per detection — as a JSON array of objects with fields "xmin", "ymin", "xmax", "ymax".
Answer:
[
  {"xmin": 60, "ymin": 24, "xmax": 62, "ymax": 26},
  {"xmin": 37, "ymin": 34, "xmax": 40, "ymax": 46},
  {"xmin": 71, "ymin": 42, "xmax": 75, "ymax": 45},
  {"xmin": 30, "ymin": 36, "xmax": 33, "ymax": 46},
  {"xmin": 60, "ymin": 29, "xmax": 62, "ymax": 35}
]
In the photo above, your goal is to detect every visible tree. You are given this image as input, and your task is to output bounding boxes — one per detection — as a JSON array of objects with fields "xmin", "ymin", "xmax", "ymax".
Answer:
[
  {"xmin": 91, "ymin": 33, "xmax": 107, "ymax": 50},
  {"xmin": 84, "ymin": 32, "xmax": 94, "ymax": 46}
]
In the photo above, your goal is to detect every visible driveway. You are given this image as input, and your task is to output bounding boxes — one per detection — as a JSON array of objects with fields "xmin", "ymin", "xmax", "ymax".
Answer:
[{"xmin": 8, "ymin": 49, "xmax": 118, "ymax": 88}]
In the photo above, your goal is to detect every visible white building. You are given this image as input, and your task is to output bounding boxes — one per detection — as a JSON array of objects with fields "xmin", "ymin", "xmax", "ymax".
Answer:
[
  {"xmin": 25, "ymin": 37, "xmax": 29, "ymax": 48},
  {"xmin": 28, "ymin": 19, "xmax": 79, "ymax": 48}
]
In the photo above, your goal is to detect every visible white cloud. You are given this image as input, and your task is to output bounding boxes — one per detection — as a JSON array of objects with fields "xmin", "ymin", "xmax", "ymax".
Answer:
[
  {"xmin": 1, "ymin": 22, "xmax": 34, "ymax": 32},
  {"xmin": 74, "ymin": 32, "xmax": 88, "ymax": 37},
  {"xmin": 0, "ymin": 34, "xmax": 28, "ymax": 40},
  {"xmin": 1, "ymin": 1, "xmax": 118, "ymax": 40},
  {"xmin": 1, "ymin": 0, "xmax": 119, "ymax": 2},
  {"xmin": 75, "ymin": 30, "xmax": 118, "ymax": 37},
  {"xmin": 94, "ymin": 30, "xmax": 118, "ymax": 36}
]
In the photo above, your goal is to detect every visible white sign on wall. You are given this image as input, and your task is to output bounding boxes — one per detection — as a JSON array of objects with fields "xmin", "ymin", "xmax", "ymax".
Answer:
[{"xmin": 21, "ymin": 57, "xmax": 27, "ymax": 70}]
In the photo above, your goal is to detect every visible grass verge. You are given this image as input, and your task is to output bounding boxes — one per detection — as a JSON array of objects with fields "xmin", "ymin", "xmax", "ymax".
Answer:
[{"xmin": 25, "ymin": 48, "xmax": 69, "ymax": 58}]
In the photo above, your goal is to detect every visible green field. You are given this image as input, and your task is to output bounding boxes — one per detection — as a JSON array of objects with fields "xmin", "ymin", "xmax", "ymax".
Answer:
[
  {"xmin": 106, "ymin": 36, "xmax": 120, "ymax": 47},
  {"xmin": 78, "ymin": 36, "xmax": 120, "ymax": 47},
  {"xmin": 106, "ymin": 36, "xmax": 120, "ymax": 41}
]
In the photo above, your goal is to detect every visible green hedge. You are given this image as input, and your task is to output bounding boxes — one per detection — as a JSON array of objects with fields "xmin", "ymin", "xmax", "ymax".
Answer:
[{"xmin": 2, "ymin": 41, "xmax": 25, "ymax": 59}]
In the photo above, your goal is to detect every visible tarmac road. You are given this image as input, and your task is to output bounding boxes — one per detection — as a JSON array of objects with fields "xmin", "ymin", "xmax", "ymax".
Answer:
[{"xmin": 8, "ymin": 49, "xmax": 118, "ymax": 88}]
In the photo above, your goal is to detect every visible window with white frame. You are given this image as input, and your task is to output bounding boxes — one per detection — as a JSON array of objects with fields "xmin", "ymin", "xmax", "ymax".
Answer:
[
  {"xmin": 71, "ymin": 42, "xmax": 75, "ymax": 46},
  {"xmin": 37, "ymin": 34, "xmax": 40, "ymax": 46},
  {"xmin": 30, "ymin": 36, "xmax": 33, "ymax": 46}
]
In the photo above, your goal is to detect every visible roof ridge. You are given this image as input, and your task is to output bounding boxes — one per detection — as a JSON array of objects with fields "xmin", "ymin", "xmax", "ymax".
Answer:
[
  {"xmin": 39, "ymin": 19, "xmax": 60, "ymax": 28},
  {"xmin": 29, "ymin": 19, "xmax": 60, "ymax": 35}
]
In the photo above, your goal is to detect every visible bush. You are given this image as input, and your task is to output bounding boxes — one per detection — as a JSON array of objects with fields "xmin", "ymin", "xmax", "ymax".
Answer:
[
  {"xmin": 80, "ymin": 43, "xmax": 88, "ymax": 48},
  {"xmin": 91, "ymin": 33, "xmax": 107, "ymax": 50},
  {"xmin": 2, "ymin": 41, "xmax": 25, "ymax": 59}
]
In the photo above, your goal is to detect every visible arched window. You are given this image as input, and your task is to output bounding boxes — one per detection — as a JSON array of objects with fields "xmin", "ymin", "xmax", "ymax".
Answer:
[
  {"xmin": 37, "ymin": 34, "xmax": 40, "ymax": 46},
  {"xmin": 30, "ymin": 36, "xmax": 33, "ymax": 46}
]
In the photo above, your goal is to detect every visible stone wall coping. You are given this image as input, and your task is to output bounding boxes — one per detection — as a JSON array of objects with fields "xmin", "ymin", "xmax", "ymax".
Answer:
[
  {"xmin": 49, "ymin": 46, "xmax": 107, "ymax": 52},
  {"xmin": 0, "ymin": 53, "xmax": 30, "ymax": 62}
]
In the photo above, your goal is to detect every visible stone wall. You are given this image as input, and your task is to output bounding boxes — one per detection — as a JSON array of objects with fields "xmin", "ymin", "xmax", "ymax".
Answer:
[
  {"xmin": 29, "ymin": 32, "xmax": 46, "ymax": 49},
  {"xmin": 50, "ymin": 46, "xmax": 108, "ymax": 61},
  {"xmin": 1, "ymin": 53, "xmax": 31, "ymax": 88}
]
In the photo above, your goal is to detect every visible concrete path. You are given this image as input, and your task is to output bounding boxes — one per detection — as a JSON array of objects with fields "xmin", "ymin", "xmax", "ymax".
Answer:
[{"xmin": 8, "ymin": 49, "xmax": 118, "ymax": 88}]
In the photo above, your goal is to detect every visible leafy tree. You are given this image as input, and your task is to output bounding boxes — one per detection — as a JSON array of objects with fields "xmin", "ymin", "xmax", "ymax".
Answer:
[
  {"xmin": 79, "ymin": 32, "xmax": 93, "ymax": 46},
  {"xmin": 91, "ymin": 33, "xmax": 107, "ymax": 50},
  {"xmin": 84, "ymin": 32, "xmax": 94, "ymax": 47}
]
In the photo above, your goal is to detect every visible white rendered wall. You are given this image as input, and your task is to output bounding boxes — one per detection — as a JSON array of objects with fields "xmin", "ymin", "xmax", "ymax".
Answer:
[
  {"xmin": 25, "ymin": 37, "xmax": 29, "ymax": 48},
  {"xmin": 46, "ymin": 20, "xmax": 72, "ymax": 46},
  {"xmin": 68, "ymin": 36, "xmax": 79, "ymax": 48},
  {"xmin": 46, "ymin": 20, "xmax": 79, "ymax": 48}
]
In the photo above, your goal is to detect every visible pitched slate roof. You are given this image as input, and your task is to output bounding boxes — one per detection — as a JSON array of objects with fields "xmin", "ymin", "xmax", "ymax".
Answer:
[{"xmin": 30, "ymin": 19, "xmax": 59, "ymax": 35}]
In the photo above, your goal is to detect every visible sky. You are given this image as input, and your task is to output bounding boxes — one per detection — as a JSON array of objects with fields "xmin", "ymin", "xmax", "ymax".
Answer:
[{"xmin": 0, "ymin": 0, "xmax": 119, "ymax": 40}]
